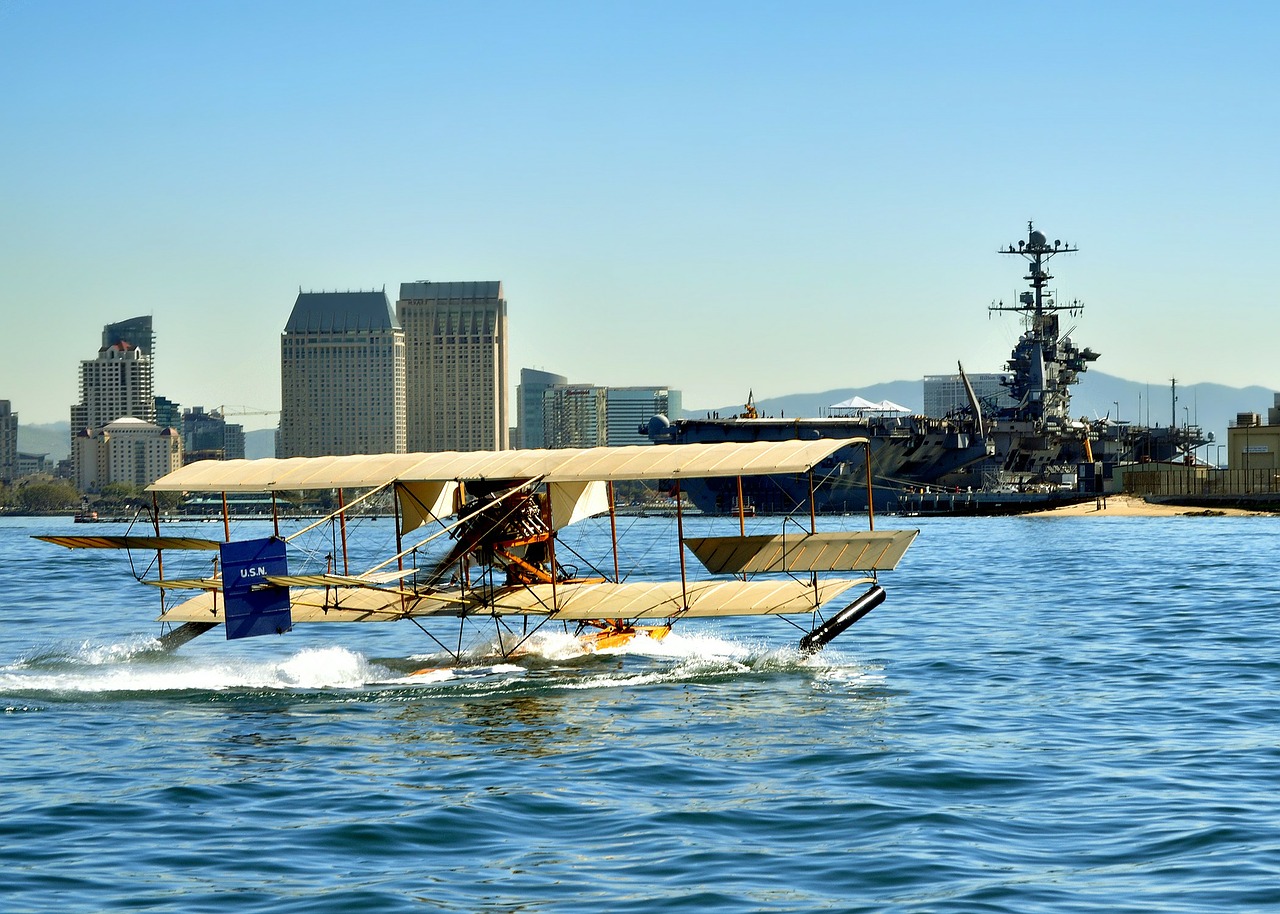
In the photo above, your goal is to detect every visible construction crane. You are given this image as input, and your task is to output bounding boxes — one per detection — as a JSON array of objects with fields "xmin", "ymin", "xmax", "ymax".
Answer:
[{"xmin": 218, "ymin": 405, "xmax": 281, "ymax": 419}]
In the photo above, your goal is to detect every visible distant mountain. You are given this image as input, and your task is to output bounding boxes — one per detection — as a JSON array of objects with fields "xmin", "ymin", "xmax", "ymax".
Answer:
[
  {"xmin": 244, "ymin": 429, "xmax": 275, "ymax": 460},
  {"xmin": 17, "ymin": 422, "xmax": 70, "ymax": 462},
  {"xmin": 686, "ymin": 381, "xmax": 924, "ymax": 421},
  {"xmin": 1074, "ymin": 372, "xmax": 1274, "ymax": 456},
  {"xmin": 689, "ymin": 372, "xmax": 1277, "ymax": 460}
]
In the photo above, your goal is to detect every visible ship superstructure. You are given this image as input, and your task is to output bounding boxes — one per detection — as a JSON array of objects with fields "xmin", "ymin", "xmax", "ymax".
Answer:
[{"xmin": 648, "ymin": 222, "xmax": 1205, "ymax": 515}]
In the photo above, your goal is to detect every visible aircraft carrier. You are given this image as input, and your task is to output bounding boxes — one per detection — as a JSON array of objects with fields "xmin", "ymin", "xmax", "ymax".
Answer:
[{"xmin": 645, "ymin": 223, "xmax": 1207, "ymax": 515}]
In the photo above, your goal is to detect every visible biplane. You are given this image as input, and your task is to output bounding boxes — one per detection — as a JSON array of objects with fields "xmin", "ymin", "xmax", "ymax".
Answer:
[{"xmin": 36, "ymin": 438, "xmax": 918, "ymax": 664}]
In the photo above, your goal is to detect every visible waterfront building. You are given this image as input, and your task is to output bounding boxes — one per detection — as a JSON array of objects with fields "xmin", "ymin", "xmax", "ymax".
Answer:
[
  {"xmin": 73, "ymin": 417, "xmax": 182, "ymax": 492},
  {"xmin": 70, "ymin": 339, "xmax": 156, "ymax": 483},
  {"xmin": 17, "ymin": 452, "xmax": 51, "ymax": 478},
  {"xmin": 1227, "ymin": 395, "xmax": 1280, "ymax": 473},
  {"xmin": 605, "ymin": 386, "xmax": 680, "ymax": 446},
  {"xmin": 183, "ymin": 406, "xmax": 245, "ymax": 460},
  {"xmin": 155, "ymin": 396, "xmax": 182, "ymax": 436},
  {"xmin": 71, "ymin": 342, "xmax": 156, "ymax": 433},
  {"xmin": 517, "ymin": 368, "xmax": 568, "ymax": 449},
  {"xmin": 543, "ymin": 385, "xmax": 608, "ymax": 448},
  {"xmin": 397, "ymin": 281, "xmax": 509, "ymax": 452},
  {"xmin": 0, "ymin": 400, "xmax": 17, "ymax": 484},
  {"xmin": 279, "ymin": 290, "xmax": 406, "ymax": 458},
  {"xmin": 922, "ymin": 373, "xmax": 1013, "ymax": 420}
]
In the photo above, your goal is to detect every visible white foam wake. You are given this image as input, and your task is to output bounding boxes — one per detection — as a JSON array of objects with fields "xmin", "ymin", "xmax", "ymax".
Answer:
[{"xmin": 1, "ymin": 644, "xmax": 389, "ymax": 693}]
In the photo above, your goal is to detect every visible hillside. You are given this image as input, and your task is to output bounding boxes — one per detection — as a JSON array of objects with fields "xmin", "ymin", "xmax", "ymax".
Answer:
[
  {"xmin": 17, "ymin": 422, "xmax": 70, "ymax": 462},
  {"xmin": 688, "ymin": 372, "xmax": 1275, "ymax": 461}
]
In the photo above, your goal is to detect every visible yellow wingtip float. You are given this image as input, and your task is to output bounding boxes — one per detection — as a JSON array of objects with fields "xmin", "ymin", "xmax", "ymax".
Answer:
[{"xmin": 38, "ymin": 439, "xmax": 918, "ymax": 661}]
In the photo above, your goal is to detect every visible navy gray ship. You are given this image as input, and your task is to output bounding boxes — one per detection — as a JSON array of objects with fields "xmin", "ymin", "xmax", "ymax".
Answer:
[{"xmin": 644, "ymin": 223, "xmax": 1206, "ymax": 515}]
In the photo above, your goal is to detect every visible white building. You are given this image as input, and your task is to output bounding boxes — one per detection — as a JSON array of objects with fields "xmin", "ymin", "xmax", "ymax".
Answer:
[
  {"xmin": 922, "ymin": 373, "xmax": 1013, "ymax": 420},
  {"xmin": 279, "ymin": 291, "xmax": 406, "ymax": 458},
  {"xmin": 71, "ymin": 342, "xmax": 156, "ymax": 433},
  {"xmin": 605, "ymin": 387, "xmax": 680, "ymax": 446},
  {"xmin": 543, "ymin": 385, "xmax": 608, "ymax": 448},
  {"xmin": 74, "ymin": 417, "xmax": 182, "ymax": 491},
  {"xmin": 397, "ymin": 281, "xmax": 509, "ymax": 452},
  {"xmin": 70, "ymin": 340, "xmax": 156, "ymax": 484}
]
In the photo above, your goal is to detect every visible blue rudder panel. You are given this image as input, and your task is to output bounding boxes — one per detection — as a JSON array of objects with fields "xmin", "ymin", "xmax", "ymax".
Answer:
[{"xmin": 220, "ymin": 537, "xmax": 292, "ymax": 640}]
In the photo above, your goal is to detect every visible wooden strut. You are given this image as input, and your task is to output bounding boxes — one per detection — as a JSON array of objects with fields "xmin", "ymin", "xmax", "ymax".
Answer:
[
  {"xmin": 736, "ymin": 475, "xmax": 747, "ymax": 582},
  {"xmin": 545, "ymin": 489, "xmax": 558, "ymax": 611},
  {"xmin": 808, "ymin": 469, "xmax": 817, "ymax": 535},
  {"xmin": 675, "ymin": 480, "xmax": 688, "ymax": 609},
  {"xmin": 865, "ymin": 441, "xmax": 875, "ymax": 532},
  {"xmin": 393, "ymin": 485, "xmax": 407, "ymax": 617},
  {"xmin": 152, "ymin": 492, "xmax": 165, "ymax": 615},
  {"xmin": 736, "ymin": 476, "xmax": 746, "ymax": 536},
  {"xmin": 336, "ymin": 488, "xmax": 350, "ymax": 576},
  {"xmin": 807, "ymin": 470, "xmax": 818, "ymax": 599},
  {"xmin": 608, "ymin": 480, "xmax": 620, "ymax": 583}
]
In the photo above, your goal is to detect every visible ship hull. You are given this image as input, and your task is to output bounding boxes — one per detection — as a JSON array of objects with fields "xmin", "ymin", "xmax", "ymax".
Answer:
[{"xmin": 655, "ymin": 416, "xmax": 991, "ymax": 513}]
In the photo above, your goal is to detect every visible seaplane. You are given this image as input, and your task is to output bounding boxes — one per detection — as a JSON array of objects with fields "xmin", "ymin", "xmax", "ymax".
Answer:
[{"xmin": 36, "ymin": 438, "xmax": 918, "ymax": 665}]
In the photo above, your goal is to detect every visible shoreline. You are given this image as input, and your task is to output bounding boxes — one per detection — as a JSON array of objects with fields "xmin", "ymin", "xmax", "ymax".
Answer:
[{"xmin": 1024, "ymin": 494, "xmax": 1276, "ymax": 518}]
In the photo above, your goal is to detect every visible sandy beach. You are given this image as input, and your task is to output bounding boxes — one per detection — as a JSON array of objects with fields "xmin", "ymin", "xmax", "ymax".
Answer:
[{"xmin": 1026, "ymin": 495, "xmax": 1274, "ymax": 518}]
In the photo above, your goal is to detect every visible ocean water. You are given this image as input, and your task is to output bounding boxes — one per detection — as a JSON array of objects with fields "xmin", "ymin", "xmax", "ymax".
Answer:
[{"xmin": 3, "ymin": 510, "xmax": 1279, "ymax": 913}]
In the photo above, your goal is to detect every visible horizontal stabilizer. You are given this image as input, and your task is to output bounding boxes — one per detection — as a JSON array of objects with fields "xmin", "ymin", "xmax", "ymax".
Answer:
[
  {"xmin": 260, "ymin": 573, "xmax": 408, "ymax": 590},
  {"xmin": 685, "ymin": 530, "xmax": 918, "ymax": 575},
  {"xmin": 35, "ymin": 535, "xmax": 222, "ymax": 551},
  {"xmin": 141, "ymin": 577, "xmax": 222, "ymax": 591}
]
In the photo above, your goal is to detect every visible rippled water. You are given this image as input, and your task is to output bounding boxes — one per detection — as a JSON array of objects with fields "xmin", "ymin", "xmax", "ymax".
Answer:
[{"xmin": 3, "ymin": 511, "xmax": 1279, "ymax": 912}]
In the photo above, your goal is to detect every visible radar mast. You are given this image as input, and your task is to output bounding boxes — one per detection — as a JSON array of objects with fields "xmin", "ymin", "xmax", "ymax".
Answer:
[{"xmin": 989, "ymin": 222, "xmax": 1099, "ymax": 426}]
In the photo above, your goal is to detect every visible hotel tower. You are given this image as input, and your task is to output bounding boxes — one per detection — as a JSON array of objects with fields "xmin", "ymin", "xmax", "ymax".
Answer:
[{"xmin": 397, "ymin": 281, "xmax": 509, "ymax": 452}]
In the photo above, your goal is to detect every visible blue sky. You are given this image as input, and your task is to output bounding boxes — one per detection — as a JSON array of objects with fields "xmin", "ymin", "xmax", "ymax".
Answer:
[{"xmin": 2, "ymin": 1, "xmax": 1276, "ymax": 428}]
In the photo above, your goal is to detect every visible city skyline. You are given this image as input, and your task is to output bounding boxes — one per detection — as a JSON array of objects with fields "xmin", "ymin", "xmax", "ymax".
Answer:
[{"xmin": 4, "ymin": 3, "xmax": 1280, "ymax": 428}]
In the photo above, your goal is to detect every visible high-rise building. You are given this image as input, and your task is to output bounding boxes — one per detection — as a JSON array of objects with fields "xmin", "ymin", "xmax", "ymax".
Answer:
[
  {"xmin": 543, "ymin": 385, "xmax": 608, "ymax": 448},
  {"xmin": 397, "ymin": 281, "xmax": 509, "ymax": 452},
  {"xmin": 517, "ymin": 368, "xmax": 568, "ymax": 449},
  {"xmin": 923, "ymin": 373, "xmax": 1013, "ymax": 419},
  {"xmin": 103, "ymin": 316, "xmax": 155, "ymax": 358},
  {"xmin": 279, "ymin": 290, "xmax": 406, "ymax": 457},
  {"xmin": 71, "ymin": 342, "xmax": 156, "ymax": 434},
  {"xmin": 154, "ymin": 396, "xmax": 182, "ymax": 436},
  {"xmin": 605, "ymin": 387, "xmax": 680, "ymax": 446},
  {"xmin": 0, "ymin": 400, "xmax": 17, "ymax": 484},
  {"xmin": 70, "ymin": 339, "xmax": 156, "ymax": 485},
  {"xmin": 182, "ymin": 406, "xmax": 245, "ymax": 461}
]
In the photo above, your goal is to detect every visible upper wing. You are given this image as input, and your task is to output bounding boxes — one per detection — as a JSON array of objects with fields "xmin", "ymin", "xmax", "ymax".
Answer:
[{"xmin": 147, "ymin": 439, "xmax": 866, "ymax": 493}]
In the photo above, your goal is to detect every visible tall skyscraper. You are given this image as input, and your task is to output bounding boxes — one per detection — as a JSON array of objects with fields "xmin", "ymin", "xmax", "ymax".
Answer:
[
  {"xmin": 542, "ymin": 385, "xmax": 608, "ymax": 448},
  {"xmin": 279, "ymin": 290, "xmax": 406, "ymax": 457},
  {"xmin": 183, "ymin": 406, "xmax": 245, "ymax": 461},
  {"xmin": 70, "ymin": 319, "xmax": 160, "ymax": 486},
  {"xmin": 70, "ymin": 343, "xmax": 156, "ymax": 434},
  {"xmin": 397, "ymin": 281, "xmax": 509, "ymax": 453},
  {"xmin": 605, "ymin": 387, "xmax": 680, "ymax": 446},
  {"xmin": 0, "ymin": 400, "xmax": 17, "ymax": 484},
  {"xmin": 517, "ymin": 368, "xmax": 568, "ymax": 449},
  {"xmin": 154, "ymin": 396, "xmax": 183, "ymax": 436}
]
